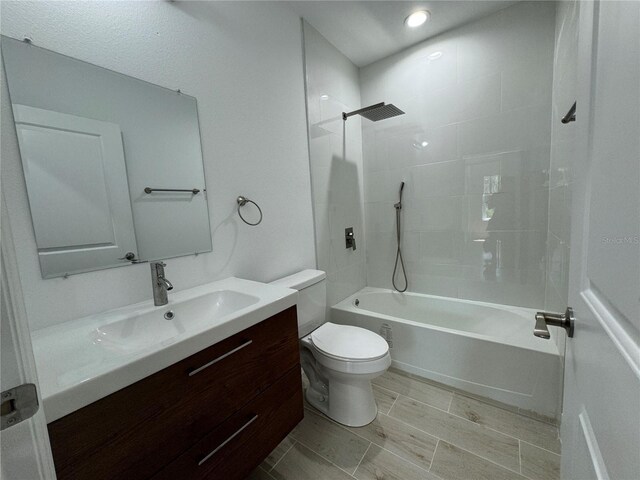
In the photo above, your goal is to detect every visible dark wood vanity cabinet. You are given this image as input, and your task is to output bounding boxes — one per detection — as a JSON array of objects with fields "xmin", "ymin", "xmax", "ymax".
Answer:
[{"xmin": 47, "ymin": 306, "xmax": 303, "ymax": 480}]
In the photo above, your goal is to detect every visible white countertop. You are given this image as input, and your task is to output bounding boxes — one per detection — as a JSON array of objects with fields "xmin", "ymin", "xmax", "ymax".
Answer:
[{"xmin": 31, "ymin": 277, "xmax": 297, "ymax": 423}]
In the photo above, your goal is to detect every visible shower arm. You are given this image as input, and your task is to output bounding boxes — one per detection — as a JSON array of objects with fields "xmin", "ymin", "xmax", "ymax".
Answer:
[{"xmin": 342, "ymin": 102, "xmax": 385, "ymax": 121}]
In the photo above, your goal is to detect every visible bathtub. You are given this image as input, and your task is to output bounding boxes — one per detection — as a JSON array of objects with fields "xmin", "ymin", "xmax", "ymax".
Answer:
[{"xmin": 331, "ymin": 287, "xmax": 562, "ymax": 420}]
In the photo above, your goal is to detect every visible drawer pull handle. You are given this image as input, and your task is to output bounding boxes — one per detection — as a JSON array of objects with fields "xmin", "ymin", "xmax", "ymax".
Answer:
[
  {"xmin": 197, "ymin": 414, "xmax": 259, "ymax": 466},
  {"xmin": 188, "ymin": 340, "xmax": 253, "ymax": 376}
]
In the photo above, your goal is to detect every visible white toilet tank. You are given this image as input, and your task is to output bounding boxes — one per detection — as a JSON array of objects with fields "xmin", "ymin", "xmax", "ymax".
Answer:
[{"xmin": 270, "ymin": 270, "xmax": 326, "ymax": 337}]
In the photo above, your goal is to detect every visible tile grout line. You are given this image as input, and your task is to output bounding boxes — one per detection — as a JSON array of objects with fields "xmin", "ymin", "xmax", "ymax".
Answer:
[
  {"xmin": 385, "ymin": 399, "xmax": 523, "ymax": 476},
  {"xmin": 351, "ymin": 441, "xmax": 373, "ymax": 477},
  {"xmin": 301, "ymin": 406, "xmax": 438, "ymax": 475},
  {"xmin": 432, "ymin": 437, "xmax": 529, "ymax": 478},
  {"xmin": 300, "ymin": 372, "xmax": 559, "ymax": 478},
  {"xmin": 336, "ymin": 412, "xmax": 437, "ymax": 473},
  {"xmin": 388, "ymin": 393, "xmax": 399, "ymax": 413},
  {"xmin": 429, "ymin": 438, "xmax": 440, "ymax": 472},
  {"xmin": 518, "ymin": 439, "xmax": 523, "ymax": 475},
  {"xmin": 260, "ymin": 466, "xmax": 277, "ymax": 480},
  {"xmin": 268, "ymin": 439, "xmax": 297, "ymax": 473},
  {"xmin": 394, "ymin": 393, "xmax": 560, "ymax": 454},
  {"xmin": 375, "ymin": 441, "xmax": 436, "ymax": 475},
  {"xmin": 447, "ymin": 410, "xmax": 560, "ymax": 452},
  {"xmin": 519, "ymin": 438, "xmax": 562, "ymax": 457},
  {"xmin": 384, "ymin": 370, "xmax": 559, "ymax": 428},
  {"xmin": 303, "ymin": 372, "xmax": 559, "ymax": 477},
  {"xmin": 308, "ymin": 384, "xmax": 556, "ymax": 477},
  {"xmin": 454, "ymin": 391, "xmax": 560, "ymax": 430},
  {"xmin": 291, "ymin": 436, "xmax": 362, "ymax": 478}
]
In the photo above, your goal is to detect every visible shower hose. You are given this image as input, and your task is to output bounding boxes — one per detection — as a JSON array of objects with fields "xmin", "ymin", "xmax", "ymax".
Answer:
[{"xmin": 392, "ymin": 202, "xmax": 408, "ymax": 292}]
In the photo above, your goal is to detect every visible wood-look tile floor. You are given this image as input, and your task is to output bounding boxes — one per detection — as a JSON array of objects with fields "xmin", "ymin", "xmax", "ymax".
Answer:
[{"xmin": 248, "ymin": 369, "xmax": 561, "ymax": 480}]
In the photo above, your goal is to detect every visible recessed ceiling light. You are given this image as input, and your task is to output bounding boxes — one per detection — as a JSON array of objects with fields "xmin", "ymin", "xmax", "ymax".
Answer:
[{"xmin": 405, "ymin": 10, "xmax": 430, "ymax": 28}]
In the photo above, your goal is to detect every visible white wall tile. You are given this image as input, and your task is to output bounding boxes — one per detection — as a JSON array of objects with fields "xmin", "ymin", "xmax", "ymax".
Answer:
[
  {"xmin": 456, "ymin": 73, "xmax": 502, "ymax": 122},
  {"xmin": 409, "ymin": 160, "xmax": 466, "ymax": 198},
  {"xmin": 502, "ymin": 62, "xmax": 554, "ymax": 112},
  {"xmin": 360, "ymin": 1, "xmax": 555, "ymax": 309}
]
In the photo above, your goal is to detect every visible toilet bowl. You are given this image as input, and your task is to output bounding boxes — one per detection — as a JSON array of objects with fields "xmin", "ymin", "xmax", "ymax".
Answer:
[{"xmin": 270, "ymin": 270, "xmax": 391, "ymax": 427}]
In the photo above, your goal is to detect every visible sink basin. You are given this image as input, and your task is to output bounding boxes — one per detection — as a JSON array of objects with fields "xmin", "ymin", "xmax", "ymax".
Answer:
[
  {"xmin": 31, "ymin": 277, "xmax": 298, "ymax": 423},
  {"xmin": 92, "ymin": 290, "xmax": 259, "ymax": 353}
]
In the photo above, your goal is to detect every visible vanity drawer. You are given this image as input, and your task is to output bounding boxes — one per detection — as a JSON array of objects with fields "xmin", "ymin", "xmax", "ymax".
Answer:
[
  {"xmin": 152, "ymin": 366, "xmax": 303, "ymax": 480},
  {"xmin": 48, "ymin": 306, "xmax": 300, "ymax": 480}
]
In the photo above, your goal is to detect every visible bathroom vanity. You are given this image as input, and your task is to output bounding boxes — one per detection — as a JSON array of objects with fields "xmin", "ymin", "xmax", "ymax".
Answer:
[{"xmin": 31, "ymin": 278, "xmax": 302, "ymax": 480}]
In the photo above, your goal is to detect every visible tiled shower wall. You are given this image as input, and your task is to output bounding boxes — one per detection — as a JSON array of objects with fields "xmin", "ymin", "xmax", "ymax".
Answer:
[
  {"xmin": 302, "ymin": 22, "xmax": 366, "ymax": 308},
  {"xmin": 360, "ymin": 1, "xmax": 556, "ymax": 308}
]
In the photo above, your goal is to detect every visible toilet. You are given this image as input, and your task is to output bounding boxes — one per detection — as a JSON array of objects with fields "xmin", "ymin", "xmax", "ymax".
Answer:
[{"xmin": 271, "ymin": 270, "xmax": 391, "ymax": 427}]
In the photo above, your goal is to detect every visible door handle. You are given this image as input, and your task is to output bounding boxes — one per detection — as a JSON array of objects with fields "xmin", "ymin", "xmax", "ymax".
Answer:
[{"xmin": 534, "ymin": 307, "xmax": 575, "ymax": 339}]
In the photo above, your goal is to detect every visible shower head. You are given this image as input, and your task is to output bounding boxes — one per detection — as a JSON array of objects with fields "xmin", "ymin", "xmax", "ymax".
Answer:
[{"xmin": 343, "ymin": 102, "xmax": 405, "ymax": 122}]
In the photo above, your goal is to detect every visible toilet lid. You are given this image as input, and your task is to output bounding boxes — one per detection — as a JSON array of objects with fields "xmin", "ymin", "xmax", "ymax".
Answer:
[{"xmin": 311, "ymin": 323, "xmax": 389, "ymax": 361}]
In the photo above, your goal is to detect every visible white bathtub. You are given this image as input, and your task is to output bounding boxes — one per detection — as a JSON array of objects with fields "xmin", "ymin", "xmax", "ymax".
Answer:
[{"xmin": 331, "ymin": 287, "xmax": 562, "ymax": 420}]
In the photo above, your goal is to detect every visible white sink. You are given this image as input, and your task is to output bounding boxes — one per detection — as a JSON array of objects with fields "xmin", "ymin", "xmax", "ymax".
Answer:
[
  {"xmin": 92, "ymin": 290, "xmax": 259, "ymax": 353},
  {"xmin": 31, "ymin": 277, "xmax": 297, "ymax": 423}
]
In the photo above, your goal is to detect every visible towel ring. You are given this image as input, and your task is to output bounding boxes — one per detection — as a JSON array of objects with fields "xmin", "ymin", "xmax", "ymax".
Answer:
[{"xmin": 237, "ymin": 196, "xmax": 263, "ymax": 226}]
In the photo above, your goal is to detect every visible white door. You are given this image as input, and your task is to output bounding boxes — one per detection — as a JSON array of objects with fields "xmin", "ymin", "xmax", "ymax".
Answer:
[
  {"xmin": 13, "ymin": 104, "xmax": 138, "ymax": 278},
  {"xmin": 560, "ymin": 1, "xmax": 640, "ymax": 479},
  {"xmin": 1, "ymin": 196, "xmax": 56, "ymax": 479}
]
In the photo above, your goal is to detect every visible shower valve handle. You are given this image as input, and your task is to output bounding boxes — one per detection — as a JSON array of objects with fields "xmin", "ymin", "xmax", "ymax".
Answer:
[{"xmin": 345, "ymin": 227, "xmax": 356, "ymax": 250}]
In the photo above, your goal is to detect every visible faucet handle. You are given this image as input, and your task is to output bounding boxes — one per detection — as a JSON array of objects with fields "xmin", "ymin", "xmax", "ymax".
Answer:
[
  {"xmin": 534, "ymin": 313, "xmax": 551, "ymax": 339},
  {"xmin": 533, "ymin": 307, "xmax": 575, "ymax": 339}
]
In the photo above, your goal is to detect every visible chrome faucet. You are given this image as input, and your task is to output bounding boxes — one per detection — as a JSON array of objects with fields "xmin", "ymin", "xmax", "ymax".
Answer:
[{"xmin": 150, "ymin": 262, "xmax": 173, "ymax": 306}]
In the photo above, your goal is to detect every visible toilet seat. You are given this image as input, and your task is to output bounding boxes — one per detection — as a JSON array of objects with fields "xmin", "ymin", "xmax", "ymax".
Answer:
[
  {"xmin": 311, "ymin": 323, "xmax": 389, "ymax": 361},
  {"xmin": 302, "ymin": 323, "xmax": 391, "ymax": 376}
]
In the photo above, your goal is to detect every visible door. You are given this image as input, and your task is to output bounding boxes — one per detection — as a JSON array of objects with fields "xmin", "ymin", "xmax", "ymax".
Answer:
[
  {"xmin": 13, "ymin": 104, "xmax": 138, "ymax": 278},
  {"xmin": 1, "ymin": 196, "xmax": 57, "ymax": 479},
  {"xmin": 561, "ymin": 1, "xmax": 640, "ymax": 479}
]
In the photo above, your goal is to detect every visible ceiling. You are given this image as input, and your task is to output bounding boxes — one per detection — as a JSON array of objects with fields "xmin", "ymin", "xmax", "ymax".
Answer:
[{"xmin": 287, "ymin": 1, "xmax": 519, "ymax": 67}]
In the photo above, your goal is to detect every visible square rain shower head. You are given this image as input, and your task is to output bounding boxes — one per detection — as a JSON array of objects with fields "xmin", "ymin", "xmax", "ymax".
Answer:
[{"xmin": 343, "ymin": 102, "xmax": 405, "ymax": 122}]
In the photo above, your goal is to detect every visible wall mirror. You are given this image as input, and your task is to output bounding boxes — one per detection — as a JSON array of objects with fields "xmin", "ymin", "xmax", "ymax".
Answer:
[{"xmin": 2, "ymin": 36, "xmax": 212, "ymax": 278}]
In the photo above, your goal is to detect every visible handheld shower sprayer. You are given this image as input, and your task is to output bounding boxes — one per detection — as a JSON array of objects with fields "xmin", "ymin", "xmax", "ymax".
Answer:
[
  {"xmin": 392, "ymin": 181, "xmax": 408, "ymax": 292},
  {"xmin": 395, "ymin": 182, "xmax": 405, "ymax": 210}
]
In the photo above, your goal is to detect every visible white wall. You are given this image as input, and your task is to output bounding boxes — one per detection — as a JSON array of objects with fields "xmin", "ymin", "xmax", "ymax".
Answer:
[
  {"xmin": 1, "ymin": 1, "xmax": 316, "ymax": 331},
  {"xmin": 360, "ymin": 1, "xmax": 556, "ymax": 309},
  {"xmin": 302, "ymin": 22, "xmax": 366, "ymax": 308}
]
